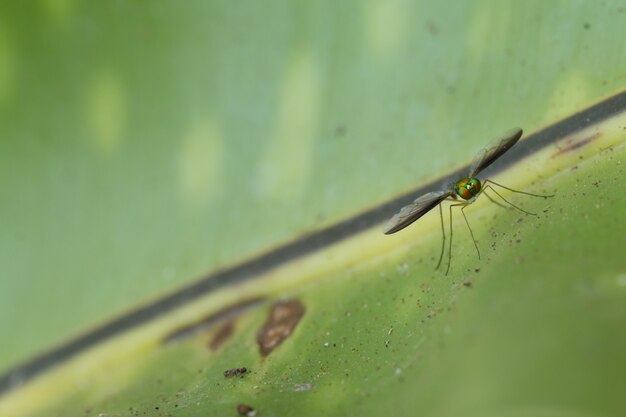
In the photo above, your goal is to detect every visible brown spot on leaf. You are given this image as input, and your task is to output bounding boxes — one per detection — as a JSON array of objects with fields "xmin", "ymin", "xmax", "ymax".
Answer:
[
  {"xmin": 257, "ymin": 299, "xmax": 305, "ymax": 357},
  {"xmin": 552, "ymin": 133, "xmax": 600, "ymax": 157},
  {"xmin": 209, "ymin": 320, "xmax": 235, "ymax": 351},
  {"xmin": 162, "ymin": 297, "xmax": 263, "ymax": 345},
  {"xmin": 237, "ymin": 404, "xmax": 256, "ymax": 416}
]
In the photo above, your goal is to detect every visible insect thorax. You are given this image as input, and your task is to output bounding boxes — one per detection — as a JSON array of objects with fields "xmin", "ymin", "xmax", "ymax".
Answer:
[{"xmin": 455, "ymin": 177, "xmax": 481, "ymax": 200}]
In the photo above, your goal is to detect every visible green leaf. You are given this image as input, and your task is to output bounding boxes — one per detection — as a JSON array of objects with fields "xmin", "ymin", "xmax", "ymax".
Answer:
[{"xmin": 1, "ymin": 1, "xmax": 626, "ymax": 417}]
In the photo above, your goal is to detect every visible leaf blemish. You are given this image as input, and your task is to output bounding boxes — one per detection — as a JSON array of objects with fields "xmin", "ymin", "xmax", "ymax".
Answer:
[
  {"xmin": 209, "ymin": 320, "xmax": 235, "ymax": 351},
  {"xmin": 161, "ymin": 297, "xmax": 264, "ymax": 345},
  {"xmin": 257, "ymin": 299, "xmax": 305, "ymax": 357},
  {"xmin": 552, "ymin": 133, "xmax": 601, "ymax": 157}
]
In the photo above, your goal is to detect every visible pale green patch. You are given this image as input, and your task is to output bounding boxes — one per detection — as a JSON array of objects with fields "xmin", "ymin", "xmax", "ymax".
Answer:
[
  {"xmin": 87, "ymin": 71, "xmax": 126, "ymax": 155},
  {"xmin": 39, "ymin": 0, "xmax": 76, "ymax": 24},
  {"xmin": 466, "ymin": 5, "xmax": 512, "ymax": 61},
  {"xmin": 179, "ymin": 118, "xmax": 223, "ymax": 207},
  {"xmin": 0, "ymin": 25, "xmax": 15, "ymax": 103},
  {"xmin": 545, "ymin": 71, "xmax": 591, "ymax": 122},
  {"xmin": 364, "ymin": 0, "xmax": 409, "ymax": 58},
  {"xmin": 256, "ymin": 51, "xmax": 320, "ymax": 201}
]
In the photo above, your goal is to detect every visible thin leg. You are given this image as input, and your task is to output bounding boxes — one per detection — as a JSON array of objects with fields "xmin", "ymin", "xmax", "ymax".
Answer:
[
  {"xmin": 460, "ymin": 205, "xmax": 480, "ymax": 260},
  {"xmin": 447, "ymin": 203, "xmax": 468, "ymax": 275},
  {"xmin": 482, "ymin": 185, "xmax": 536, "ymax": 216},
  {"xmin": 482, "ymin": 189, "xmax": 508, "ymax": 210},
  {"xmin": 483, "ymin": 179, "xmax": 555, "ymax": 198},
  {"xmin": 435, "ymin": 203, "xmax": 446, "ymax": 270}
]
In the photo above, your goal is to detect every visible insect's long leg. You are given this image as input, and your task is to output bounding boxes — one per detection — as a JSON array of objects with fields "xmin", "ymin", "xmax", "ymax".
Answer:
[
  {"xmin": 482, "ymin": 185, "xmax": 536, "ymax": 216},
  {"xmin": 460, "ymin": 205, "xmax": 480, "ymax": 260},
  {"xmin": 447, "ymin": 203, "xmax": 468, "ymax": 275},
  {"xmin": 483, "ymin": 179, "xmax": 555, "ymax": 198},
  {"xmin": 435, "ymin": 203, "xmax": 446, "ymax": 270},
  {"xmin": 482, "ymin": 189, "xmax": 508, "ymax": 210}
]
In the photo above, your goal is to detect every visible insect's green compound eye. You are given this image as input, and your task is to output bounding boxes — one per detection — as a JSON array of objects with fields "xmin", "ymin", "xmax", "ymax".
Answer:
[
  {"xmin": 456, "ymin": 177, "xmax": 481, "ymax": 200},
  {"xmin": 468, "ymin": 178, "xmax": 481, "ymax": 189}
]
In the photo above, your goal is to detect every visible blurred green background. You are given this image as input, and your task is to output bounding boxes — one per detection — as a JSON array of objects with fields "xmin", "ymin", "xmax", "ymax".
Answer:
[{"xmin": 1, "ymin": 0, "xmax": 625, "ymax": 396}]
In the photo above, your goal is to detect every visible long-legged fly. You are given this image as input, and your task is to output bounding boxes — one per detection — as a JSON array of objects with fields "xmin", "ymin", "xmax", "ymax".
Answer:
[{"xmin": 384, "ymin": 128, "xmax": 554, "ymax": 274}]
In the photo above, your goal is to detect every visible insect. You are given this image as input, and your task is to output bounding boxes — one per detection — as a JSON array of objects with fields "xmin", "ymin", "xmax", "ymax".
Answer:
[{"xmin": 383, "ymin": 128, "xmax": 553, "ymax": 274}]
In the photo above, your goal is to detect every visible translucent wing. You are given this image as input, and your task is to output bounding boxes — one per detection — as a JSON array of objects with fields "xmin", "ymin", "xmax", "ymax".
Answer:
[
  {"xmin": 383, "ymin": 190, "xmax": 452, "ymax": 234},
  {"xmin": 468, "ymin": 128, "xmax": 523, "ymax": 178}
]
